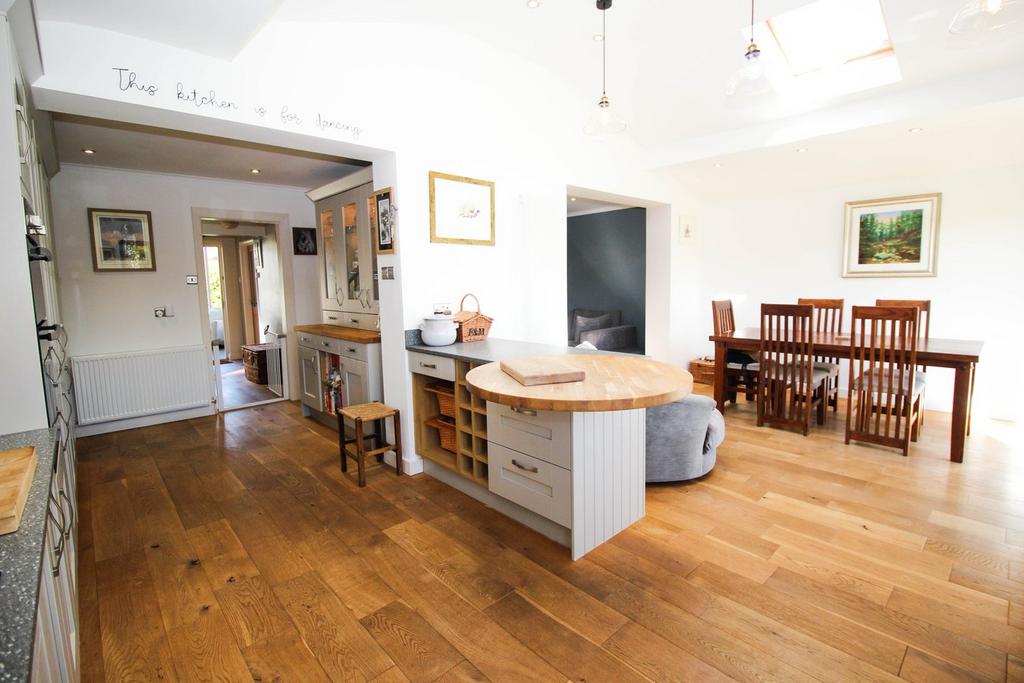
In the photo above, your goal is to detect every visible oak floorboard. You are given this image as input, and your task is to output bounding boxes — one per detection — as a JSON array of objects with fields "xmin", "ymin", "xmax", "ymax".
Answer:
[{"xmin": 76, "ymin": 395, "xmax": 1024, "ymax": 683}]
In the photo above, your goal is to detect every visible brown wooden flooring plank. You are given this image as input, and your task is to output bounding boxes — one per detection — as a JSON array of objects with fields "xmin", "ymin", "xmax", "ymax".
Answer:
[
  {"xmin": 77, "ymin": 545, "xmax": 106, "ymax": 683},
  {"xmin": 483, "ymin": 592, "xmax": 648, "ymax": 683},
  {"xmin": 898, "ymin": 647, "xmax": 994, "ymax": 683},
  {"xmin": 166, "ymin": 608, "xmax": 252, "ymax": 682},
  {"xmin": 707, "ymin": 523, "xmax": 780, "ymax": 560},
  {"xmin": 360, "ymin": 600, "xmax": 465, "ymax": 683},
  {"xmin": 241, "ymin": 626, "xmax": 333, "ymax": 683},
  {"xmin": 434, "ymin": 660, "xmax": 489, "ymax": 682},
  {"xmin": 1009, "ymin": 655, "xmax": 1024, "ymax": 682},
  {"xmin": 767, "ymin": 566, "xmax": 1007, "ymax": 681},
  {"xmin": 688, "ymin": 561, "xmax": 908, "ymax": 675},
  {"xmin": 143, "ymin": 530, "xmax": 220, "ymax": 632},
  {"xmin": 185, "ymin": 518, "xmax": 261, "ymax": 588},
  {"xmin": 162, "ymin": 471, "xmax": 224, "ymax": 530},
  {"xmin": 214, "ymin": 574, "xmax": 294, "ymax": 648},
  {"xmin": 91, "ymin": 478, "xmax": 140, "ymax": 562},
  {"xmin": 274, "ymin": 571, "xmax": 395, "ymax": 680},
  {"xmin": 602, "ymin": 620, "xmax": 735, "ymax": 683}
]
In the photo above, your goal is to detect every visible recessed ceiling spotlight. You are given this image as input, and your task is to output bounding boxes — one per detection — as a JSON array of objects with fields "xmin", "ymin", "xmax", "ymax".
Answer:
[
  {"xmin": 570, "ymin": 197, "xmax": 577, "ymax": 201},
  {"xmin": 797, "ymin": 147, "xmax": 808, "ymax": 153},
  {"xmin": 908, "ymin": 127, "xmax": 925, "ymax": 134},
  {"xmin": 714, "ymin": 162, "xmax": 723, "ymax": 168},
  {"xmin": 250, "ymin": 168, "xmax": 261, "ymax": 174},
  {"xmin": 593, "ymin": 33, "xmax": 604, "ymax": 41},
  {"xmin": 526, "ymin": 0, "xmax": 540, "ymax": 7},
  {"xmin": 82, "ymin": 148, "xmax": 95, "ymax": 155}
]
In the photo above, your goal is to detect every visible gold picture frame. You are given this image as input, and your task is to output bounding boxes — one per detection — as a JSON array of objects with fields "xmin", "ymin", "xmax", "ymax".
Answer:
[
  {"xmin": 842, "ymin": 193, "xmax": 941, "ymax": 278},
  {"xmin": 429, "ymin": 171, "xmax": 495, "ymax": 246}
]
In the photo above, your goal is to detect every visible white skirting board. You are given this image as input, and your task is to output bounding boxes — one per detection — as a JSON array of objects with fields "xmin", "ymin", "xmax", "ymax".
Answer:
[
  {"xmin": 571, "ymin": 409, "xmax": 646, "ymax": 560},
  {"xmin": 72, "ymin": 345, "xmax": 214, "ymax": 425}
]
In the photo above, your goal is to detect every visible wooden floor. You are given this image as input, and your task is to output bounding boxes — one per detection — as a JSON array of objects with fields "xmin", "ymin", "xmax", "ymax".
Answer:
[
  {"xmin": 76, "ymin": 389, "xmax": 1024, "ymax": 682},
  {"xmin": 220, "ymin": 361, "xmax": 278, "ymax": 407}
]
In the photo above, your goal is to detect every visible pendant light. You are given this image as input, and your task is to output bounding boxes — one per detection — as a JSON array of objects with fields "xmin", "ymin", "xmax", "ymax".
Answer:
[
  {"xmin": 948, "ymin": 0, "xmax": 1023, "ymax": 37},
  {"xmin": 725, "ymin": 0, "xmax": 773, "ymax": 101},
  {"xmin": 583, "ymin": 0, "xmax": 627, "ymax": 136}
]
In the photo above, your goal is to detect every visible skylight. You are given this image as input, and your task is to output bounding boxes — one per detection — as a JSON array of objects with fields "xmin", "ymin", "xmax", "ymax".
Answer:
[{"xmin": 768, "ymin": 0, "xmax": 893, "ymax": 77}]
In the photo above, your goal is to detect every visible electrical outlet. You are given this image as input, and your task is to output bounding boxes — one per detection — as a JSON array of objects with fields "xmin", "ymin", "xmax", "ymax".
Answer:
[
  {"xmin": 433, "ymin": 302, "xmax": 453, "ymax": 316},
  {"xmin": 185, "ymin": 275, "xmax": 199, "ymax": 285}
]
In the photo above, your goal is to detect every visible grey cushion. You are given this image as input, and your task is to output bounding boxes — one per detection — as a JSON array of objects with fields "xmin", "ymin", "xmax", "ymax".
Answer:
[
  {"xmin": 727, "ymin": 361, "xmax": 760, "ymax": 371},
  {"xmin": 646, "ymin": 394, "xmax": 722, "ymax": 483},
  {"xmin": 580, "ymin": 324, "xmax": 638, "ymax": 352},
  {"xmin": 569, "ymin": 308, "xmax": 621, "ymax": 342},
  {"xmin": 853, "ymin": 369, "xmax": 927, "ymax": 395},
  {"xmin": 573, "ymin": 312, "xmax": 617, "ymax": 340},
  {"xmin": 814, "ymin": 361, "xmax": 841, "ymax": 376}
]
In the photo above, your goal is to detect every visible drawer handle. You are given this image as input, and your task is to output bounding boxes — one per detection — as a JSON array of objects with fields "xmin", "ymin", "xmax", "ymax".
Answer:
[
  {"xmin": 327, "ymin": 315, "xmax": 338, "ymax": 320},
  {"xmin": 510, "ymin": 407, "xmax": 538, "ymax": 416},
  {"xmin": 321, "ymin": 341, "xmax": 331, "ymax": 347},
  {"xmin": 420, "ymin": 362, "xmax": 437, "ymax": 369},
  {"xmin": 350, "ymin": 318, "xmax": 359, "ymax": 324},
  {"xmin": 511, "ymin": 459, "xmax": 539, "ymax": 474},
  {"xmin": 347, "ymin": 347, "xmax": 357, "ymax": 353}
]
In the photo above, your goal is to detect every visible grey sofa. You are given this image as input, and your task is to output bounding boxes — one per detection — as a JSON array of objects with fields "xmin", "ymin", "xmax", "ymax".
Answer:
[
  {"xmin": 568, "ymin": 308, "xmax": 640, "ymax": 353},
  {"xmin": 645, "ymin": 394, "xmax": 725, "ymax": 482}
]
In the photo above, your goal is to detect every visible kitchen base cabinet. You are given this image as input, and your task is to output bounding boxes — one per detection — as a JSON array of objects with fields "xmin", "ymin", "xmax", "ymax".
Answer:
[{"xmin": 297, "ymin": 327, "xmax": 383, "ymax": 439}]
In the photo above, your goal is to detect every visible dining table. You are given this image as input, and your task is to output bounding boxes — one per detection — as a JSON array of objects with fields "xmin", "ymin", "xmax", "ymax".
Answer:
[{"xmin": 709, "ymin": 328, "xmax": 983, "ymax": 463}]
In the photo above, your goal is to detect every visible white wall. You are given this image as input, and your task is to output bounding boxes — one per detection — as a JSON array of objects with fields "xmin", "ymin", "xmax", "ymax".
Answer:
[
  {"xmin": 50, "ymin": 164, "xmax": 319, "ymax": 397},
  {"xmin": 698, "ymin": 162, "xmax": 1024, "ymax": 422}
]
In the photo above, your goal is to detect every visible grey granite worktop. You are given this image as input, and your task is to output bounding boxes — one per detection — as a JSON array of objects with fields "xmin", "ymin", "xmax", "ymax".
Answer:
[
  {"xmin": 406, "ymin": 332, "xmax": 613, "ymax": 364},
  {"xmin": 0, "ymin": 428, "xmax": 58, "ymax": 683}
]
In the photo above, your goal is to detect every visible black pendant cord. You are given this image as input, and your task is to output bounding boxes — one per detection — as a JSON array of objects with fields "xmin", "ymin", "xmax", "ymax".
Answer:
[
  {"xmin": 750, "ymin": 0, "xmax": 755, "ymax": 44},
  {"xmin": 602, "ymin": 9, "xmax": 608, "ymax": 97}
]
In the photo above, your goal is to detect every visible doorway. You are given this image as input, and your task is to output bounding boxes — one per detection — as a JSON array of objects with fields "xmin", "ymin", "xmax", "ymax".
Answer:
[{"xmin": 199, "ymin": 218, "xmax": 288, "ymax": 410}]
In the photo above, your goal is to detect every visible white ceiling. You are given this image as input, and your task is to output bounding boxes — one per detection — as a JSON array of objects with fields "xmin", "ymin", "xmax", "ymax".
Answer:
[
  {"xmin": 674, "ymin": 96, "xmax": 1024, "ymax": 200},
  {"xmin": 53, "ymin": 116, "xmax": 366, "ymax": 188},
  {"xmin": 33, "ymin": 0, "xmax": 283, "ymax": 60},
  {"xmin": 33, "ymin": 1, "xmax": 1024, "ymax": 161},
  {"xmin": 567, "ymin": 195, "xmax": 632, "ymax": 217}
]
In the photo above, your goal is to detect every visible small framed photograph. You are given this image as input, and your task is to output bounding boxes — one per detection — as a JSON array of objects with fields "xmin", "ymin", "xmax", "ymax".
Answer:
[
  {"xmin": 88, "ymin": 208, "xmax": 156, "ymax": 271},
  {"xmin": 429, "ymin": 171, "xmax": 495, "ymax": 246},
  {"xmin": 843, "ymin": 193, "xmax": 941, "ymax": 278},
  {"xmin": 292, "ymin": 227, "xmax": 317, "ymax": 256},
  {"xmin": 370, "ymin": 187, "xmax": 396, "ymax": 255}
]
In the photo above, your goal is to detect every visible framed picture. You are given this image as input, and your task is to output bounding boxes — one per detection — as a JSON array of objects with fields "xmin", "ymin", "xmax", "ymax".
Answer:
[
  {"xmin": 88, "ymin": 208, "xmax": 156, "ymax": 271},
  {"xmin": 370, "ymin": 187, "xmax": 396, "ymax": 255},
  {"xmin": 292, "ymin": 227, "xmax": 317, "ymax": 256},
  {"xmin": 843, "ymin": 193, "xmax": 941, "ymax": 278},
  {"xmin": 429, "ymin": 171, "xmax": 495, "ymax": 245}
]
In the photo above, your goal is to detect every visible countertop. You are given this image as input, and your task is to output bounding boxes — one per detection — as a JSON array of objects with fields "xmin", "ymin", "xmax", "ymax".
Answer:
[
  {"xmin": 406, "ymin": 337, "xmax": 610, "ymax": 364},
  {"xmin": 465, "ymin": 354, "xmax": 693, "ymax": 412},
  {"xmin": 0, "ymin": 428, "xmax": 57, "ymax": 683},
  {"xmin": 296, "ymin": 324, "xmax": 381, "ymax": 344}
]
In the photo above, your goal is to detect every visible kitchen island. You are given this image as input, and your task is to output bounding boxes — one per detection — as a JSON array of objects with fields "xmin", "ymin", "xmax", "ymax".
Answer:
[{"xmin": 406, "ymin": 336, "xmax": 692, "ymax": 559}]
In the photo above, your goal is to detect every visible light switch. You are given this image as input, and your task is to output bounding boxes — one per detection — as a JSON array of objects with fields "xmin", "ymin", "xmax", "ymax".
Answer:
[
  {"xmin": 185, "ymin": 275, "xmax": 199, "ymax": 285},
  {"xmin": 381, "ymin": 266, "xmax": 395, "ymax": 280}
]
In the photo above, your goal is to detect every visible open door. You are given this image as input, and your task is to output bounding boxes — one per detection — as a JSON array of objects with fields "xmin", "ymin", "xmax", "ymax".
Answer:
[{"xmin": 239, "ymin": 239, "xmax": 261, "ymax": 345}]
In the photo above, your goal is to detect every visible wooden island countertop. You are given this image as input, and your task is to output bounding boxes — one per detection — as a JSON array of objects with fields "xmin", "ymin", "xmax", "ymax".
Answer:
[
  {"xmin": 465, "ymin": 354, "xmax": 693, "ymax": 412},
  {"xmin": 295, "ymin": 324, "xmax": 381, "ymax": 344}
]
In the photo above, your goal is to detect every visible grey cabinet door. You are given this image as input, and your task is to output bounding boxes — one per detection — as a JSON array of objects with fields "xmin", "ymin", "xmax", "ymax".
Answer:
[
  {"xmin": 299, "ymin": 347, "xmax": 322, "ymax": 411},
  {"xmin": 342, "ymin": 358, "xmax": 370, "ymax": 409}
]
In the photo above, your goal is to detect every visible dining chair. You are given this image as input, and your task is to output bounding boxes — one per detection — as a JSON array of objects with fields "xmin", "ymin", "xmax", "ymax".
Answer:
[
  {"xmin": 798, "ymin": 298, "xmax": 844, "ymax": 413},
  {"xmin": 846, "ymin": 305, "xmax": 924, "ymax": 456},
  {"xmin": 875, "ymin": 299, "xmax": 931, "ymax": 427},
  {"xmin": 711, "ymin": 300, "xmax": 759, "ymax": 404},
  {"xmin": 758, "ymin": 303, "xmax": 828, "ymax": 435}
]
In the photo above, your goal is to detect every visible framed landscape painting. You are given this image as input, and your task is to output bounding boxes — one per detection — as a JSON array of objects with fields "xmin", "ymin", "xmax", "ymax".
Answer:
[
  {"xmin": 843, "ymin": 193, "xmax": 941, "ymax": 278},
  {"xmin": 88, "ymin": 208, "xmax": 156, "ymax": 271}
]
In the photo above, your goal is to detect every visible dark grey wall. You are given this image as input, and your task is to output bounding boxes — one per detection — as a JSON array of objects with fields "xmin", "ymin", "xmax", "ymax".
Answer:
[{"xmin": 567, "ymin": 207, "xmax": 646, "ymax": 350}]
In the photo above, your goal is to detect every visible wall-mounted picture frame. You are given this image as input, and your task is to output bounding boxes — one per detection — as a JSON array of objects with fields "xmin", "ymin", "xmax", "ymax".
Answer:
[
  {"xmin": 370, "ymin": 187, "xmax": 396, "ymax": 255},
  {"xmin": 429, "ymin": 171, "xmax": 495, "ymax": 246},
  {"xmin": 843, "ymin": 193, "xmax": 941, "ymax": 278},
  {"xmin": 292, "ymin": 226, "xmax": 318, "ymax": 256},
  {"xmin": 88, "ymin": 208, "xmax": 156, "ymax": 272}
]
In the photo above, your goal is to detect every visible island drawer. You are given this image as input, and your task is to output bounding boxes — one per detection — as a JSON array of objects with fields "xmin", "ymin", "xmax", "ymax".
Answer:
[
  {"xmin": 408, "ymin": 351, "xmax": 455, "ymax": 382},
  {"xmin": 488, "ymin": 443, "xmax": 571, "ymax": 527},
  {"xmin": 487, "ymin": 402, "xmax": 571, "ymax": 469}
]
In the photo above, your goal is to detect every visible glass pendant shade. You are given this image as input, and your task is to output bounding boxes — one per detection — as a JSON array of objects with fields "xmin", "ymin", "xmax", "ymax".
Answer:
[
  {"xmin": 949, "ymin": 0, "xmax": 1024, "ymax": 35},
  {"xmin": 584, "ymin": 95, "xmax": 627, "ymax": 136},
  {"xmin": 725, "ymin": 42, "xmax": 773, "ymax": 100}
]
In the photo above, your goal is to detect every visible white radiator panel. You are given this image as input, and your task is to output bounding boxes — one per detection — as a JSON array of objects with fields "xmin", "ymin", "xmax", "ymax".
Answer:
[{"xmin": 72, "ymin": 345, "xmax": 213, "ymax": 425}]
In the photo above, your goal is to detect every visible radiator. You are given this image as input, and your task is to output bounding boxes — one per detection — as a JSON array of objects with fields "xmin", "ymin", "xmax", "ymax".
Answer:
[{"xmin": 72, "ymin": 345, "xmax": 213, "ymax": 425}]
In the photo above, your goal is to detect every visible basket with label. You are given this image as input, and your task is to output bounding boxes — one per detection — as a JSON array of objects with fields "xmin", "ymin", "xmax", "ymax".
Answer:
[{"xmin": 453, "ymin": 293, "xmax": 493, "ymax": 343}]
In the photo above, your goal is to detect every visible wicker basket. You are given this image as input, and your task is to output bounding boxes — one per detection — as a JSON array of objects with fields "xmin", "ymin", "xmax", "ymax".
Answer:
[
  {"xmin": 453, "ymin": 293, "xmax": 493, "ymax": 343},
  {"xmin": 426, "ymin": 417, "xmax": 457, "ymax": 453},
  {"xmin": 424, "ymin": 383, "xmax": 456, "ymax": 418},
  {"xmin": 689, "ymin": 357, "xmax": 716, "ymax": 385}
]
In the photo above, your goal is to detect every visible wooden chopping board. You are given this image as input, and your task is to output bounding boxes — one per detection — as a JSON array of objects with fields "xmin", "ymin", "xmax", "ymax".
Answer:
[
  {"xmin": 500, "ymin": 356, "xmax": 586, "ymax": 386},
  {"xmin": 0, "ymin": 447, "xmax": 38, "ymax": 535}
]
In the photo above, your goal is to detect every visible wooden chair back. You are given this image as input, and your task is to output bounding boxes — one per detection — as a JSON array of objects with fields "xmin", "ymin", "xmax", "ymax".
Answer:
[
  {"xmin": 758, "ymin": 303, "xmax": 816, "ymax": 433},
  {"xmin": 711, "ymin": 300, "xmax": 736, "ymax": 336},
  {"xmin": 847, "ymin": 306, "xmax": 920, "ymax": 453},
  {"xmin": 875, "ymin": 299, "xmax": 930, "ymax": 371},
  {"xmin": 798, "ymin": 298, "xmax": 844, "ymax": 364}
]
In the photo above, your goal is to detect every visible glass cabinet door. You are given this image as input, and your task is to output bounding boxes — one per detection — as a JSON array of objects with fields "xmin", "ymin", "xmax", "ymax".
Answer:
[{"xmin": 318, "ymin": 182, "xmax": 378, "ymax": 314}]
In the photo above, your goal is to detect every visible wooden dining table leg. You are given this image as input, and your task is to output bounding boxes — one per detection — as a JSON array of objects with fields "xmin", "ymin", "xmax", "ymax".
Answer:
[
  {"xmin": 714, "ymin": 341, "xmax": 728, "ymax": 411},
  {"xmin": 950, "ymin": 363, "xmax": 971, "ymax": 463},
  {"xmin": 967, "ymin": 362, "xmax": 976, "ymax": 436}
]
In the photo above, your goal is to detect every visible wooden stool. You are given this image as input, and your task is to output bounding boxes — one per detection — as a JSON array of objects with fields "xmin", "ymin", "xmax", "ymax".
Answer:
[{"xmin": 337, "ymin": 402, "xmax": 403, "ymax": 487}]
